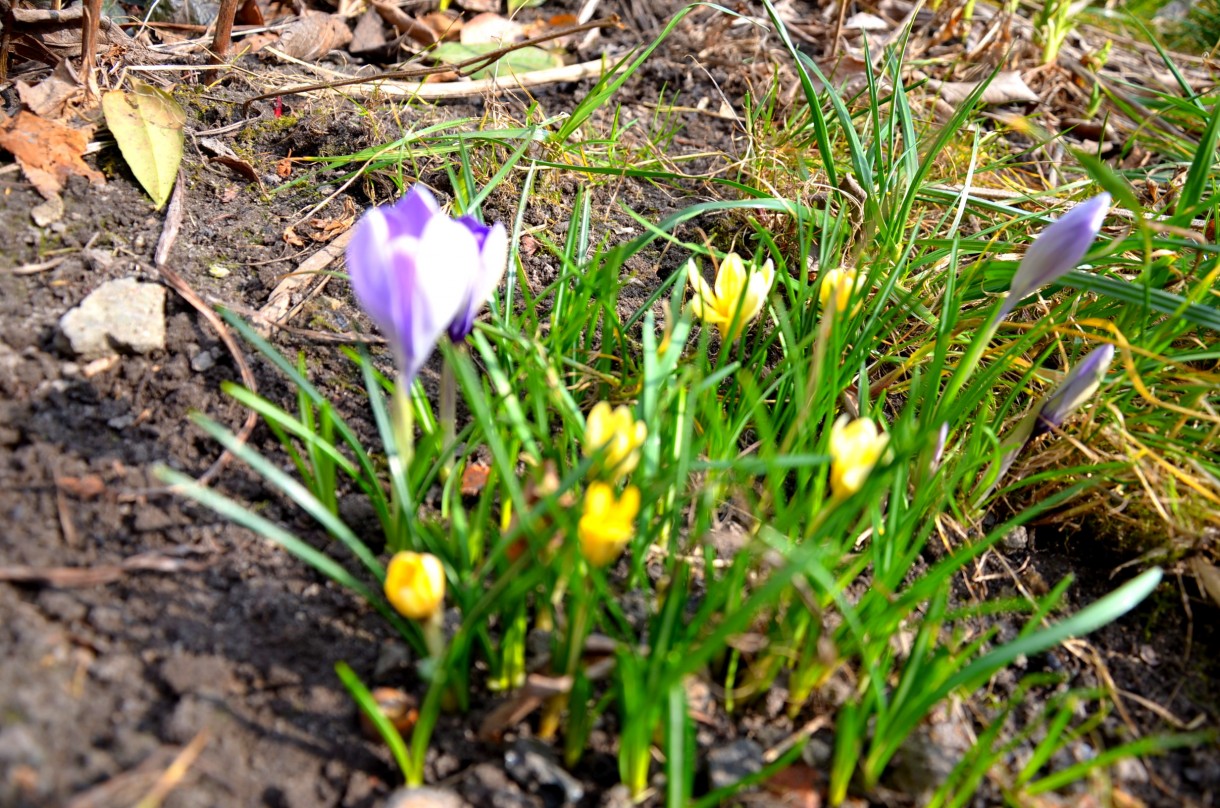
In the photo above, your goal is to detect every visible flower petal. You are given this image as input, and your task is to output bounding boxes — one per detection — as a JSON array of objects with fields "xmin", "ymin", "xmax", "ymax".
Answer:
[
  {"xmin": 1000, "ymin": 193, "xmax": 1110, "ymax": 319},
  {"xmin": 714, "ymin": 253, "xmax": 747, "ymax": 304},
  {"xmin": 391, "ymin": 215, "xmax": 478, "ymax": 381},
  {"xmin": 448, "ymin": 220, "xmax": 509, "ymax": 341},
  {"xmin": 347, "ymin": 209, "xmax": 406, "ymax": 336},
  {"xmin": 381, "ymin": 185, "xmax": 441, "ymax": 241}
]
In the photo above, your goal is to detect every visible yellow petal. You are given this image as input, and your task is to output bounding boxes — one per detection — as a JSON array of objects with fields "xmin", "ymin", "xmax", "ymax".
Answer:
[
  {"xmin": 714, "ymin": 253, "xmax": 747, "ymax": 304},
  {"xmin": 385, "ymin": 551, "xmax": 446, "ymax": 621}
]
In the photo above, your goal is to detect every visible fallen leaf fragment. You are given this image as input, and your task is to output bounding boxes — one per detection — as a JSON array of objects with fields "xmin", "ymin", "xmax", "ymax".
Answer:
[
  {"xmin": 929, "ymin": 71, "xmax": 1039, "ymax": 106},
  {"xmin": 0, "ymin": 110, "xmax": 103, "ymax": 200},
  {"xmin": 420, "ymin": 11, "xmax": 463, "ymax": 40},
  {"xmin": 101, "ymin": 81, "xmax": 185, "ymax": 210},
  {"xmin": 764, "ymin": 762, "xmax": 823, "ymax": 808},
  {"xmin": 56, "ymin": 474, "xmax": 107, "ymax": 499},
  {"xmin": 461, "ymin": 12, "xmax": 524, "ymax": 45},
  {"xmin": 1190, "ymin": 557, "xmax": 1220, "ymax": 609},
  {"xmin": 277, "ymin": 10, "xmax": 354, "ymax": 60},
  {"xmin": 460, "ymin": 462, "xmax": 491, "ymax": 496},
  {"xmin": 15, "ymin": 60, "xmax": 83, "ymax": 119},
  {"xmin": 370, "ymin": 0, "xmax": 436, "ymax": 46}
]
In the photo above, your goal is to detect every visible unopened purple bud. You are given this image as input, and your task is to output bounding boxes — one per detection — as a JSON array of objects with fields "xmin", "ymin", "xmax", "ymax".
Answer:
[
  {"xmin": 997, "ymin": 193, "xmax": 1110, "ymax": 321},
  {"xmin": 1033, "ymin": 344, "xmax": 1116, "ymax": 438}
]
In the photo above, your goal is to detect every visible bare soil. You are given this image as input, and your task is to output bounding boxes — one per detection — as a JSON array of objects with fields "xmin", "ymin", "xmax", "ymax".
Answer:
[{"xmin": 1, "ymin": 1, "xmax": 1217, "ymax": 806}]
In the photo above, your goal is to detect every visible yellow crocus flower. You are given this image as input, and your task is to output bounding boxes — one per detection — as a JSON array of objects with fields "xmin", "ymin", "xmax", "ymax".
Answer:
[
  {"xmin": 584, "ymin": 401, "xmax": 647, "ymax": 480},
  {"xmin": 384, "ymin": 551, "xmax": 446, "ymax": 621},
  {"xmin": 578, "ymin": 482, "xmax": 640, "ymax": 567},
  {"xmin": 829, "ymin": 415, "xmax": 890, "ymax": 497},
  {"xmin": 819, "ymin": 267, "xmax": 865, "ymax": 314},
  {"xmin": 688, "ymin": 252, "xmax": 775, "ymax": 341}
]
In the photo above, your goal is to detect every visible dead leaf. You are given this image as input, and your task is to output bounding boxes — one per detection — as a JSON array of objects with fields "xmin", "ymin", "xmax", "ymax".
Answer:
[
  {"xmin": 460, "ymin": 462, "xmax": 491, "ymax": 496},
  {"xmin": 930, "ymin": 71, "xmax": 1039, "ymax": 106},
  {"xmin": 277, "ymin": 11, "xmax": 353, "ymax": 61},
  {"xmin": 359, "ymin": 688, "xmax": 418, "ymax": 739},
  {"xmin": 283, "ymin": 225, "xmax": 306, "ymax": 247},
  {"xmin": 235, "ymin": 0, "xmax": 264, "ymax": 26},
  {"xmin": 306, "ymin": 197, "xmax": 356, "ymax": 242},
  {"xmin": 0, "ymin": 110, "xmax": 103, "ymax": 200},
  {"xmin": 237, "ymin": 31, "xmax": 280, "ymax": 55},
  {"xmin": 420, "ymin": 11, "xmax": 463, "ymax": 40},
  {"xmin": 843, "ymin": 12, "xmax": 888, "ymax": 30},
  {"xmin": 1190, "ymin": 557, "xmax": 1220, "ymax": 609},
  {"xmin": 102, "ymin": 82, "xmax": 185, "ymax": 210},
  {"xmin": 350, "ymin": 9, "xmax": 390, "ymax": 56},
  {"xmin": 275, "ymin": 156, "xmax": 293, "ymax": 179},
  {"xmin": 370, "ymin": 0, "xmax": 436, "ymax": 46},
  {"xmin": 15, "ymin": 60, "xmax": 82, "ymax": 119},
  {"xmin": 764, "ymin": 762, "xmax": 823, "ymax": 808},
  {"xmin": 461, "ymin": 12, "xmax": 524, "ymax": 46},
  {"xmin": 56, "ymin": 474, "xmax": 107, "ymax": 499}
]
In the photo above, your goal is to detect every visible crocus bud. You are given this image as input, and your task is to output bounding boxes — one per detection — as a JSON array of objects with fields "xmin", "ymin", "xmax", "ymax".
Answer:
[
  {"xmin": 997, "ymin": 193, "xmax": 1110, "ymax": 321},
  {"xmin": 583, "ymin": 402, "xmax": 647, "ymax": 480},
  {"xmin": 578, "ymin": 482, "xmax": 640, "ymax": 567},
  {"xmin": 1033, "ymin": 344, "xmax": 1115, "ymax": 438},
  {"xmin": 346, "ymin": 186, "xmax": 507, "ymax": 383},
  {"xmin": 688, "ymin": 252, "xmax": 775, "ymax": 341},
  {"xmin": 819, "ymin": 267, "xmax": 865, "ymax": 314},
  {"xmin": 384, "ymin": 551, "xmax": 446, "ymax": 621},
  {"xmin": 829, "ymin": 415, "xmax": 890, "ymax": 497}
]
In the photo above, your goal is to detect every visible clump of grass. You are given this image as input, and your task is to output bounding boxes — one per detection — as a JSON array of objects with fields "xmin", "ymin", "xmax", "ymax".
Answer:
[{"xmin": 161, "ymin": 0, "xmax": 1219, "ymax": 803}]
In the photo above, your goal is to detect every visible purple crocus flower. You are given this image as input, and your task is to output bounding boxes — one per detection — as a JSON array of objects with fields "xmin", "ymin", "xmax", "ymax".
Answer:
[
  {"xmin": 997, "ymin": 193, "xmax": 1110, "ymax": 321},
  {"xmin": 1032, "ymin": 343, "xmax": 1116, "ymax": 439},
  {"xmin": 346, "ymin": 186, "xmax": 507, "ymax": 382},
  {"xmin": 448, "ymin": 213, "xmax": 508, "ymax": 342}
]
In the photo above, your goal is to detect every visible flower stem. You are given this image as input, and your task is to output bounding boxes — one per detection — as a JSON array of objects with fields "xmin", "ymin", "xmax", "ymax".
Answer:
[
  {"xmin": 391, "ymin": 373, "xmax": 416, "ymax": 467},
  {"xmin": 439, "ymin": 348, "xmax": 459, "ymax": 480}
]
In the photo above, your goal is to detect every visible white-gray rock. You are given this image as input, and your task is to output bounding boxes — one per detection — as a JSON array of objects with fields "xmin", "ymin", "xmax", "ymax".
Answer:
[{"xmin": 59, "ymin": 278, "xmax": 167, "ymax": 359}]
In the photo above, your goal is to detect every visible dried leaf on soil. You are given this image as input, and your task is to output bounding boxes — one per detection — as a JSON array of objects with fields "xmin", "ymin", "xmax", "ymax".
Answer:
[
  {"xmin": 1190, "ymin": 557, "xmax": 1220, "ymax": 609},
  {"xmin": 15, "ymin": 60, "xmax": 83, "ymax": 119},
  {"xmin": 277, "ymin": 10, "xmax": 354, "ymax": 60},
  {"xmin": 930, "ymin": 70, "xmax": 1040, "ymax": 106},
  {"xmin": 371, "ymin": 0, "xmax": 438, "ymax": 46},
  {"xmin": 461, "ymin": 12, "xmax": 525, "ymax": 45},
  {"xmin": 0, "ymin": 110, "xmax": 104, "ymax": 200},
  {"xmin": 101, "ymin": 82, "xmax": 184, "ymax": 210}
]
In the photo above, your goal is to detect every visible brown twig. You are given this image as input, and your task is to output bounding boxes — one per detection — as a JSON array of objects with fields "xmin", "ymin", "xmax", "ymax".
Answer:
[
  {"xmin": 80, "ymin": 0, "xmax": 102, "ymax": 92},
  {"xmin": 241, "ymin": 14, "xmax": 622, "ymax": 113},
  {"xmin": 0, "ymin": 552, "xmax": 208, "ymax": 588},
  {"xmin": 211, "ymin": 0, "xmax": 240, "ymax": 63}
]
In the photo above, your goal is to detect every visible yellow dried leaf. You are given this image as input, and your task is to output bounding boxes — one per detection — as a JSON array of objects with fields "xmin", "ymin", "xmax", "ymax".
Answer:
[{"xmin": 101, "ymin": 81, "xmax": 185, "ymax": 210}]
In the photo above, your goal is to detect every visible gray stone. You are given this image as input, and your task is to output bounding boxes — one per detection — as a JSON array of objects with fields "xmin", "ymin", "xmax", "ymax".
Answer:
[
  {"xmin": 505, "ymin": 738, "xmax": 584, "ymax": 806},
  {"xmin": 31, "ymin": 196, "xmax": 64, "ymax": 226},
  {"xmin": 458, "ymin": 763, "xmax": 534, "ymax": 808},
  {"xmin": 190, "ymin": 349, "xmax": 216, "ymax": 372},
  {"xmin": 384, "ymin": 786, "xmax": 468, "ymax": 808},
  {"xmin": 59, "ymin": 278, "xmax": 167, "ymax": 359},
  {"xmin": 707, "ymin": 738, "xmax": 764, "ymax": 791}
]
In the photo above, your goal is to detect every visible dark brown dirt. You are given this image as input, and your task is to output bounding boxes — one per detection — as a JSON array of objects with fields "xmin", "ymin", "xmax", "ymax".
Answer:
[{"xmin": 1, "ymin": 1, "xmax": 1217, "ymax": 807}]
